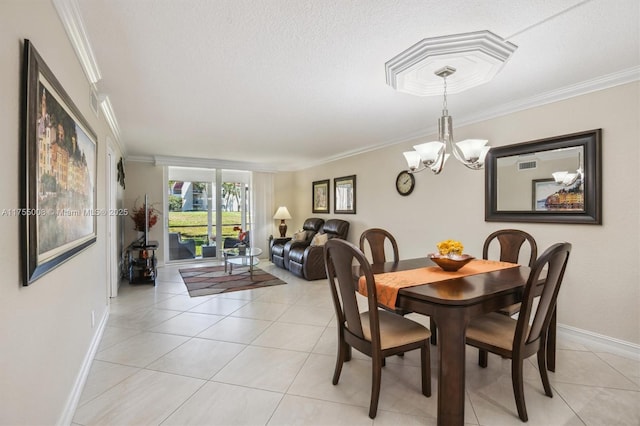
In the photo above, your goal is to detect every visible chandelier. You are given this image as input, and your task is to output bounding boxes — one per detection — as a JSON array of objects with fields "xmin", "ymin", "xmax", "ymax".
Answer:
[
  {"xmin": 552, "ymin": 151, "xmax": 583, "ymax": 186},
  {"xmin": 403, "ymin": 66, "xmax": 490, "ymax": 174}
]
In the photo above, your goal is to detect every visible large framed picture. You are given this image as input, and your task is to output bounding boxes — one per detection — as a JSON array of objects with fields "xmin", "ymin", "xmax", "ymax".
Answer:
[
  {"xmin": 334, "ymin": 175, "xmax": 356, "ymax": 214},
  {"xmin": 532, "ymin": 178, "xmax": 584, "ymax": 212},
  {"xmin": 312, "ymin": 179, "xmax": 330, "ymax": 214},
  {"xmin": 21, "ymin": 40, "xmax": 97, "ymax": 285}
]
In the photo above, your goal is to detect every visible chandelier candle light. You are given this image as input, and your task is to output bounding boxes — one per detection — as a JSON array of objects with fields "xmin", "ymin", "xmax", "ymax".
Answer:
[
  {"xmin": 403, "ymin": 66, "xmax": 491, "ymax": 174},
  {"xmin": 273, "ymin": 206, "xmax": 292, "ymax": 238}
]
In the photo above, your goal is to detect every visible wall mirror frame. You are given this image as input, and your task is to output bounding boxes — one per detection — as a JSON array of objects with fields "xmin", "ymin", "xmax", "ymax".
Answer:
[{"xmin": 485, "ymin": 129, "xmax": 601, "ymax": 224}]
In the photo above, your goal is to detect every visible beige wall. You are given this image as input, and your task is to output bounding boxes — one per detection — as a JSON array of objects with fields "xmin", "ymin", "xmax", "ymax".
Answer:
[
  {"xmin": 2, "ymin": 3, "xmax": 635, "ymax": 423},
  {"xmin": 0, "ymin": 1, "xmax": 123, "ymax": 424},
  {"xmin": 291, "ymin": 83, "xmax": 640, "ymax": 345},
  {"xmin": 123, "ymin": 161, "xmax": 165, "ymax": 263}
]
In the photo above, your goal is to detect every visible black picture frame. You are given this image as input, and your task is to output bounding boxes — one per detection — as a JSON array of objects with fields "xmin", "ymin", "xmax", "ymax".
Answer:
[
  {"xmin": 21, "ymin": 40, "xmax": 98, "ymax": 285},
  {"xmin": 485, "ymin": 129, "xmax": 601, "ymax": 224},
  {"xmin": 312, "ymin": 179, "xmax": 330, "ymax": 214},
  {"xmin": 334, "ymin": 175, "xmax": 356, "ymax": 214}
]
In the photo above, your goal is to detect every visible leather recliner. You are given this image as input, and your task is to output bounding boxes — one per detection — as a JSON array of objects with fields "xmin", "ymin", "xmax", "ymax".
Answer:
[
  {"xmin": 288, "ymin": 219, "xmax": 350, "ymax": 280},
  {"xmin": 271, "ymin": 218, "xmax": 324, "ymax": 270}
]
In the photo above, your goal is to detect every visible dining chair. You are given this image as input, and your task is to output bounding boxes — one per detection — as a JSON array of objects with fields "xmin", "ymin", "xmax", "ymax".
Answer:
[
  {"xmin": 483, "ymin": 229, "xmax": 537, "ymax": 266},
  {"xmin": 324, "ymin": 238, "xmax": 431, "ymax": 419},
  {"xmin": 359, "ymin": 228, "xmax": 399, "ymax": 264},
  {"xmin": 359, "ymin": 228, "xmax": 438, "ymax": 345},
  {"xmin": 482, "ymin": 228, "xmax": 561, "ymax": 371},
  {"xmin": 466, "ymin": 242, "xmax": 571, "ymax": 422},
  {"xmin": 483, "ymin": 229, "xmax": 537, "ymax": 314}
]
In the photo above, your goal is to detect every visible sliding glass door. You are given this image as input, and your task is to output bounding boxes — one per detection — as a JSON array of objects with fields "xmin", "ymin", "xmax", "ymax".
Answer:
[{"xmin": 166, "ymin": 167, "xmax": 251, "ymax": 262}]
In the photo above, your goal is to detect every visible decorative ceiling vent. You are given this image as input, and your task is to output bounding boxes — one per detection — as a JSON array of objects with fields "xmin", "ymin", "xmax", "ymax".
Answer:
[
  {"xmin": 518, "ymin": 160, "xmax": 537, "ymax": 171},
  {"xmin": 385, "ymin": 30, "xmax": 517, "ymax": 96}
]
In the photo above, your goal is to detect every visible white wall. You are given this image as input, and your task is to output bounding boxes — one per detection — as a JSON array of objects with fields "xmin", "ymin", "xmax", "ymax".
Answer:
[
  {"xmin": 0, "ymin": 1, "xmax": 122, "ymax": 424},
  {"xmin": 290, "ymin": 82, "xmax": 640, "ymax": 345}
]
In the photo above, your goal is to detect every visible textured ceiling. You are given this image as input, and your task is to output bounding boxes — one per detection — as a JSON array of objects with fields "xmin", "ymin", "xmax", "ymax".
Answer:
[{"xmin": 73, "ymin": 0, "xmax": 639, "ymax": 170}]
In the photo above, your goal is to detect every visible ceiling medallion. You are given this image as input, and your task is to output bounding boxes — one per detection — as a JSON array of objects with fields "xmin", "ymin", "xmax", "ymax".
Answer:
[{"xmin": 385, "ymin": 30, "xmax": 517, "ymax": 96}]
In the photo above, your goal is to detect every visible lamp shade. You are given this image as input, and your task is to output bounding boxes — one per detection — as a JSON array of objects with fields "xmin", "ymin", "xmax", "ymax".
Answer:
[
  {"xmin": 403, "ymin": 151, "xmax": 422, "ymax": 171},
  {"xmin": 273, "ymin": 206, "xmax": 292, "ymax": 220},
  {"xmin": 414, "ymin": 141, "xmax": 445, "ymax": 165}
]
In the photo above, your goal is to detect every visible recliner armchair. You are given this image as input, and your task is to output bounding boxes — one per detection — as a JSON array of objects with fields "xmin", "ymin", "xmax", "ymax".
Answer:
[
  {"xmin": 271, "ymin": 218, "xmax": 324, "ymax": 269},
  {"xmin": 168, "ymin": 232, "xmax": 196, "ymax": 260},
  {"xmin": 288, "ymin": 219, "xmax": 349, "ymax": 280}
]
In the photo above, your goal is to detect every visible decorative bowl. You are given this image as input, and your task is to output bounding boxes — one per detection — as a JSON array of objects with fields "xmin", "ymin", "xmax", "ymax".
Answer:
[{"xmin": 428, "ymin": 253, "xmax": 475, "ymax": 272}]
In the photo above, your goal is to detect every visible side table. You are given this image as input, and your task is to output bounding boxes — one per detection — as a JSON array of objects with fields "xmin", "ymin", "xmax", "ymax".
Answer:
[
  {"xmin": 128, "ymin": 240, "xmax": 158, "ymax": 285},
  {"xmin": 223, "ymin": 247, "xmax": 263, "ymax": 278},
  {"xmin": 202, "ymin": 244, "xmax": 217, "ymax": 258}
]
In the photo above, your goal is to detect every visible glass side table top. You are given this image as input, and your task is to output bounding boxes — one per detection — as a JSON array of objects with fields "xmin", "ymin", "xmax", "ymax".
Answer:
[
  {"xmin": 223, "ymin": 247, "xmax": 263, "ymax": 277},
  {"xmin": 222, "ymin": 247, "xmax": 262, "ymax": 258}
]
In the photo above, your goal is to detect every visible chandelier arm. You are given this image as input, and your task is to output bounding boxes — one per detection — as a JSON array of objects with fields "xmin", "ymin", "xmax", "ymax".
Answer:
[
  {"xmin": 429, "ymin": 143, "xmax": 446, "ymax": 174},
  {"xmin": 450, "ymin": 142, "xmax": 481, "ymax": 168}
]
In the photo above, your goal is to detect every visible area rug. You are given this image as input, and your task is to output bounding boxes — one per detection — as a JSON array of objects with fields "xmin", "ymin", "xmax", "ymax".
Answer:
[{"xmin": 179, "ymin": 265, "xmax": 287, "ymax": 297}]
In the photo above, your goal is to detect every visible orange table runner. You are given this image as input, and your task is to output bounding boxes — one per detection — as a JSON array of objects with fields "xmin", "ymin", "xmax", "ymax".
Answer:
[{"xmin": 357, "ymin": 259, "xmax": 519, "ymax": 309}]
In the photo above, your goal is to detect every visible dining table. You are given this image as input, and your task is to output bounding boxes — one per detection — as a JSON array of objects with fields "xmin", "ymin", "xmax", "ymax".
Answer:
[{"xmin": 355, "ymin": 257, "xmax": 551, "ymax": 426}]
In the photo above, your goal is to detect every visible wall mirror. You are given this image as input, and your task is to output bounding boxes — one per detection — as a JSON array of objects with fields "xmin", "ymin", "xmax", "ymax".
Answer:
[{"xmin": 485, "ymin": 129, "xmax": 601, "ymax": 224}]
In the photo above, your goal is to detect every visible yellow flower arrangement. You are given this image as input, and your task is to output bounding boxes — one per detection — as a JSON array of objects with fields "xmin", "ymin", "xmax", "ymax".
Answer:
[{"xmin": 437, "ymin": 239, "xmax": 464, "ymax": 256}]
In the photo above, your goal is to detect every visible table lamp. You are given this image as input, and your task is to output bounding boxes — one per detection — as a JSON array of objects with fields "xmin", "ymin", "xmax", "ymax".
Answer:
[{"xmin": 273, "ymin": 206, "xmax": 292, "ymax": 237}]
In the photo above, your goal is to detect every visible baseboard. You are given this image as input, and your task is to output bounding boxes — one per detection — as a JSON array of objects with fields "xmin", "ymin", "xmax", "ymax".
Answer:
[
  {"xmin": 57, "ymin": 307, "xmax": 110, "ymax": 426},
  {"xmin": 557, "ymin": 323, "xmax": 640, "ymax": 360}
]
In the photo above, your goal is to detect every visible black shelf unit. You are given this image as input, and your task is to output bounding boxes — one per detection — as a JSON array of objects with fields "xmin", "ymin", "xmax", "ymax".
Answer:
[{"xmin": 128, "ymin": 240, "xmax": 158, "ymax": 285}]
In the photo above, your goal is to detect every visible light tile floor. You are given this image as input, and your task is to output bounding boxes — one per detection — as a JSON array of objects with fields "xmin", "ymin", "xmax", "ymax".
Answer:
[{"xmin": 73, "ymin": 261, "xmax": 640, "ymax": 425}]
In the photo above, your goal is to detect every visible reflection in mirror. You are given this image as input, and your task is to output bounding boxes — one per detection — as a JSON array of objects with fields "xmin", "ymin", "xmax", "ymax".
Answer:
[
  {"xmin": 496, "ymin": 146, "xmax": 584, "ymax": 211},
  {"xmin": 485, "ymin": 129, "xmax": 601, "ymax": 224}
]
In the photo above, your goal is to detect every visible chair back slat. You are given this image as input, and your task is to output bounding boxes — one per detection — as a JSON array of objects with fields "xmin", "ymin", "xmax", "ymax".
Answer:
[
  {"xmin": 359, "ymin": 228, "xmax": 399, "ymax": 265},
  {"xmin": 514, "ymin": 242, "xmax": 571, "ymax": 353}
]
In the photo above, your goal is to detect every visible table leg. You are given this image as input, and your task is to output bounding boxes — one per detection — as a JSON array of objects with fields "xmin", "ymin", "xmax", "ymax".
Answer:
[{"xmin": 434, "ymin": 307, "xmax": 470, "ymax": 426}]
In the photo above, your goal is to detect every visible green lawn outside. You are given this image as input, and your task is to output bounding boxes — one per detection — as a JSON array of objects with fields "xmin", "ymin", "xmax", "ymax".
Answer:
[{"xmin": 168, "ymin": 211, "xmax": 244, "ymax": 256}]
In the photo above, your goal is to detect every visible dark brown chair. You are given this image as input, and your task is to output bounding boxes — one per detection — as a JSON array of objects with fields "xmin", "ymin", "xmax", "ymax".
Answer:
[
  {"xmin": 482, "ymin": 229, "xmax": 561, "ymax": 371},
  {"xmin": 466, "ymin": 242, "xmax": 571, "ymax": 422},
  {"xmin": 483, "ymin": 229, "xmax": 537, "ymax": 318},
  {"xmin": 358, "ymin": 228, "xmax": 438, "ymax": 345},
  {"xmin": 324, "ymin": 239, "xmax": 431, "ymax": 419},
  {"xmin": 359, "ymin": 228, "xmax": 399, "ymax": 264},
  {"xmin": 483, "ymin": 229, "xmax": 537, "ymax": 269}
]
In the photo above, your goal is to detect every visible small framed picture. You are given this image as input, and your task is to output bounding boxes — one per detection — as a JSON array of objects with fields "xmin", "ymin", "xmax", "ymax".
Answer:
[
  {"xmin": 312, "ymin": 179, "xmax": 330, "ymax": 214},
  {"xmin": 334, "ymin": 175, "xmax": 356, "ymax": 214}
]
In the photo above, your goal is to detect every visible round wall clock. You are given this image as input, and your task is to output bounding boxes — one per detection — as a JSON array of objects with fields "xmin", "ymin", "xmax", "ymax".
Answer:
[{"xmin": 395, "ymin": 170, "xmax": 415, "ymax": 196}]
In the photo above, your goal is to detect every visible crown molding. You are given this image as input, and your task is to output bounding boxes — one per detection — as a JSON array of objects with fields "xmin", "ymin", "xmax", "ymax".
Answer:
[
  {"xmin": 99, "ymin": 95, "xmax": 122, "ymax": 144},
  {"xmin": 122, "ymin": 155, "xmax": 278, "ymax": 173},
  {"xmin": 462, "ymin": 65, "xmax": 640, "ymax": 126},
  {"xmin": 118, "ymin": 67, "xmax": 640, "ymax": 173},
  {"xmin": 53, "ymin": 0, "xmax": 101, "ymax": 84}
]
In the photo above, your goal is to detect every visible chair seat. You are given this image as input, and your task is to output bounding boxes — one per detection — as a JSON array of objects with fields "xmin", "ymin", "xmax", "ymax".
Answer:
[
  {"xmin": 498, "ymin": 302, "xmax": 522, "ymax": 316},
  {"xmin": 466, "ymin": 312, "xmax": 528, "ymax": 355},
  {"xmin": 361, "ymin": 310, "xmax": 431, "ymax": 350}
]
